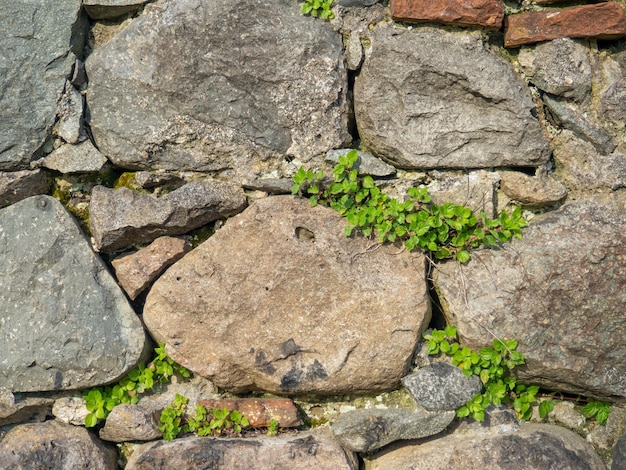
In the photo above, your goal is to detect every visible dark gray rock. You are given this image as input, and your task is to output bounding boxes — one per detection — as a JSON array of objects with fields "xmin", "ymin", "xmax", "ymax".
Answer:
[
  {"xmin": 336, "ymin": 0, "xmax": 379, "ymax": 6},
  {"xmin": 99, "ymin": 404, "xmax": 162, "ymax": 442},
  {"xmin": 434, "ymin": 201, "xmax": 626, "ymax": 400},
  {"xmin": 354, "ymin": 26, "xmax": 550, "ymax": 169},
  {"xmin": 543, "ymin": 94, "xmax": 616, "ymax": 155},
  {"xmin": 402, "ymin": 363, "xmax": 482, "ymax": 411},
  {"xmin": 0, "ymin": 420, "xmax": 117, "ymax": 470},
  {"xmin": 144, "ymin": 196, "xmax": 430, "ymax": 395},
  {"xmin": 599, "ymin": 57, "xmax": 626, "ymax": 123},
  {"xmin": 0, "ymin": 392, "xmax": 54, "ymax": 427},
  {"xmin": 0, "ymin": 169, "xmax": 51, "ymax": 208},
  {"xmin": 83, "ymin": 0, "xmax": 149, "ymax": 20},
  {"xmin": 613, "ymin": 434, "xmax": 626, "ymax": 470},
  {"xmin": 0, "ymin": 196, "xmax": 147, "ymax": 391},
  {"xmin": 364, "ymin": 423, "xmax": 606, "ymax": 469},
  {"xmin": 518, "ymin": 38, "xmax": 592, "ymax": 102},
  {"xmin": 332, "ymin": 407, "xmax": 455, "ymax": 453},
  {"xmin": 0, "ymin": 0, "xmax": 87, "ymax": 170},
  {"xmin": 125, "ymin": 430, "xmax": 358, "ymax": 470},
  {"xmin": 86, "ymin": 0, "xmax": 350, "ymax": 180},
  {"xmin": 89, "ymin": 180, "xmax": 247, "ymax": 252},
  {"xmin": 242, "ymin": 178, "xmax": 294, "ymax": 195}
]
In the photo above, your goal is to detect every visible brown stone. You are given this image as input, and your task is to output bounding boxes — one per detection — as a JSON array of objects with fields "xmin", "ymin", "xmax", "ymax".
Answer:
[
  {"xmin": 499, "ymin": 170, "xmax": 567, "ymax": 209},
  {"xmin": 505, "ymin": 2, "xmax": 626, "ymax": 47},
  {"xmin": 391, "ymin": 0, "xmax": 504, "ymax": 29},
  {"xmin": 111, "ymin": 236, "xmax": 191, "ymax": 300},
  {"xmin": 198, "ymin": 398, "xmax": 301, "ymax": 428}
]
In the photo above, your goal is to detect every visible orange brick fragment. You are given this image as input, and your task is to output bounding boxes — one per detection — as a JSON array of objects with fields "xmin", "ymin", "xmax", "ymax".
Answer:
[
  {"xmin": 391, "ymin": 0, "xmax": 505, "ymax": 29},
  {"xmin": 505, "ymin": 2, "xmax": 626, "ymax": 47},
  {"xmin": 198, "ymin": 398, "xmax": 301, "ymax": 428}
]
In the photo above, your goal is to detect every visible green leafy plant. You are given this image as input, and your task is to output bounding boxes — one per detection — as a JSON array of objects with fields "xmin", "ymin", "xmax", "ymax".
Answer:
[
  {"xmin": 159, "ymin": 398, "xmax": 251, "ymax": 441},
  {"xmin": 292, "ymin": 150, "xmax": 527, "ymax": 263},
  {"xmin": 583, "ymin": 401, "xmax": 611, "ymax": 425},
  {"xmin": 83, "ymin": 343, "xmax": 191, "ymax": 427},
  {"xmin": 424, "ymin": 326, "xmax": 540, "ymax": 421},
  {"xmin": 267, "ymin": 418, "xmax": 280, "ymax": 436},
  {"xmin": 301, "ymin": 0, "xmax": 334, "ymax": 19}
]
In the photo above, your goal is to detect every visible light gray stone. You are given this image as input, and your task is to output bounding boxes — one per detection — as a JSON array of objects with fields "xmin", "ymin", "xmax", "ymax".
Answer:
[
  {"xmin": 518, "ymin": 38, "xmax": 592, "ymax": 102},
  {"xmin": 499, "ymin": 169, "xmax": 567, "ymax": 209},
  {"xmin": 99, "ymin": 404, "xmax": 162, "ymax": 442},
  {"xmin": 85, "ymin": 0, "xmax": 350, "ymax": 180},
  {"xmin": 42, "ymin": 140, "xmax": 108, "ymax": 173},
  {"xmin": 332, "ymin": 407, "xmax": 455, "ymax": 452},
  {"xmin": 0, "ymin": 0, "xmax": 87, "ymax": 170},
  {"xmin": 52, "ymin": 396, "xmax": 90, "ymax": 426},
  {"xmin": 326, "ymin": 149, "xmax": 396, "ymax": 177},
  {"xmin": 0, "ymin": 420, "xmax": 117, "ymax": 470},
  {"xmin": 427, "ymin": 170, "xmax": 500, "ymax": 218},
  {"xmin": 402, "ymin": 363, "xmax": 482, "ymax": 411},
  {"xmin": 434, "ymin": 201, "xmax": 626, "ymax": 399},
  {"xmin": 144, "ymin": 196, "xmax": 430, "ymax": 395},
  {"xmin": 125, "ymin": 429, "xmax": 358, "ymax": 470},
  {"xmin": 364, "ymin": 423, "xmax": 606, "ymax": 470},
  {"xmin": 89, "ymin": 180, "xmax": 247, "ymax": 252},
  {"xmin": 0, "ymin": 169, "xmax": 51, "ymax": 208},
  {"xmin": 56, "ymin": 82, "xmax": 84, "ymax": 144},
  {"xmin": 0, "ymin": 195, "xmax": 147, "ymax": 391},
  {"xmin": 354, "ymin": 26, "xmax": 550, "ymax": 170},
  {"xmin": 345, "ymin": 32, "xmax": 364, "ymax": 70},
  {"xmin": 613, "ymin": 434, "xmax": 626, "ymax": 470}
]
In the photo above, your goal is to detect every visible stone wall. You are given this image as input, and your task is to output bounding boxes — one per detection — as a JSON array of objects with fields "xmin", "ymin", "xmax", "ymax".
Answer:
[{"xmin": 1, "ymin": 0, "xmax": 625, "ymax": 468}]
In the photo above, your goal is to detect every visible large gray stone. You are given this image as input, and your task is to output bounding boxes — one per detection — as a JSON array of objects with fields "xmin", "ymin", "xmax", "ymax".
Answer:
[
  {"xmin": 0, "ymin": 420, "xmax": 117, "ymax": 470},
  {"xmin": 144, "ymin": 196, "xmax": 430, "ymax": 395},
  {"xmin": 126, "ymin": 430, "xmax": 358, "ymax": 470},
  {"xmin": 0, "ymin": 0, "xmax": 87, "ymax": 170},
  {"xmin": 86, "ymin": 0, "xmax": 350, "ymax": 180},
  {"xmin": 364, "ymin": 423, "xmax": 606, "ymax": 469},
  {"xmin": 354, "ymin": 26, "xmax": 550, "ymax": 170},
  {"xmin": 0, "ymin": 195, "xmax": 147, "ymax": 391},
  {"xmin": 434, "ymin": 201, "xmax": 626, "ymax": 400},
  {"xmin": 89, "ymin": 180, "xmax": 247, "ymax": 252},
  {"xmin": 0, "ymin": 169, "xmax": 51, "ymax": 208}
]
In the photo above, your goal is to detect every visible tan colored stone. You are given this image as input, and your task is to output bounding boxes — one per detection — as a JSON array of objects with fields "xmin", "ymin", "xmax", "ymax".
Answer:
[
  {"xmin": 499, "ymin": 170, "xmax": 567, "ymax": 209},
  {"xmin": 111, "ymin": 236, "xmax": 191, "ymax": 300},
  {"xmin": 198, "ymin": 398, "xmax": 301, "ymax": 428},
  {"xmin": 505, "ymin": 2, "xmax": 626, "ymax": 47},
  {"xmin": 391, "ymin": 0, "xmax": 504, "ymax": 29}
]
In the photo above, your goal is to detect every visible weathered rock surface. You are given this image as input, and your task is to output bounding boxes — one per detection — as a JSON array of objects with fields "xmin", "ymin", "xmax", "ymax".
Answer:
[
  {"xmin": 332, "ymin": 406, "xmax": 455, "ymax": 452},
  {"xmin": 198, "ymin": 398, "xmax": 301, "ymax": 428},
  {"xmin": 325, "ymin": 149, "xmax": 396, "ymax": 177},
  {"xmin": 505, "ymin": 2, "xmax": 626, "ymax": 47},
  {"xmin": 599, "ymin": 56, "xmax": 626, "ymax": 125},
  {"xmin": 112, "ymin": 236, "xmax": 191, "ymax": 300},
  {"xmin": 518, "ymin": 38, "xmax": 592, "ymax": 103},
  {"xmin": 354, "ymin": 26, "xmax": 550, "ymax": 170},
  {"xmin": 391, "ymin": 0, "xmax": 504, "ymax": 29},
  {"xmin": 83, "ymin": 0, "xmax": 149, "ymax": 20},
  {"xmin": 427, "ymin": 170, "xmax": 500, "ymax": 217},
  {"xmin": 0, "ymin": 392, "xmax": 54, "ymax": 427},
  {"xmin": 86, "ymin": 0, "xmax": 350, "ymax": 179},
  {"xmin": 0, "ymin": 420, "xmax": 118, "ymax": 469},
  {"xmin": 434, "ymin": 201, "xmax": 626, "ymax": 399},
  {"xmin": 614, "ymin": 434, "xmax": 626, "ymax": 470},
  {"xmin": 125, "ymin": 430, "xmax": 358, "ymax": 470},
  {"xmin": 0, "ymin": 195, "xmax": 147, "ymax": 391},
  {"xmin": 402, "ymin": 363, "xmax": 482, "ymax": 411},
  {"xmin": 552, "ymin": 130, "xmax": 626, "ymax": 192},
  {"xmin": 0, "ymin": 0, "xmax": 86, "ymax": 170},
  {"xmin": 0, "ymin": 169, "xmax": 51, "ymax": 208},
  {"xmin": 364, "ymin": 422, "xmax": 606, "ymax": 469},
  {"xmin": 499, "ymin": 170, "xmax": 567, "ymax": 209},
  {"xmin": 52, "ymin": 396, "xmax": 90, "ymax": 426},
  {"xmin": 144, "ymin": 196, "xmax": 430, "ymax": 395},
  {"xmin": 99, "ymin": 404, "xmax": 162, "ymax": 442},
  {"xmin": 56, "ymin": 82, "xmax": 84, "ymax": 144},
  {"xmin": 42, "ymin": 140, "xmax": 109, "ymax": 174},
  {"xmin": 90, "ymin": 180, "xmax": 246, "ymax": 252}
]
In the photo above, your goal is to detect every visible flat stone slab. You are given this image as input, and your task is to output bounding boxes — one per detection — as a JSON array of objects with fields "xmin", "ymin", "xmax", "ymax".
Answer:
[
  {"xmin": 391, "ymin": 0, "xmax": 504, "ymax": 29},
  {"xmin": 505, "ymin": 2, "xmax": 626, "ymax": 47},
  {"xmin": 0, "ymin": 195, "xmax": 147, "ymax": 391}
]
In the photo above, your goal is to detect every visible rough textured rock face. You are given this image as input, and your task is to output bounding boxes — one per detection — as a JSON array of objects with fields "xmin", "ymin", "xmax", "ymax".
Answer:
[
  {"xmin": 89, "ymin": 181, "xmax": 247, "ymax": 252},
  {"xmin": 85, "ymin": 0, "xmax": 350, "ymax": 179},
  {"xmin": 125, "ymin": 430, "xmax": 358, "ymax": 470},
  {"xmin": 391, "ymin": 0, "xmax": 505, "ymax": 29},
  {"xmin": 354, "ymin": 26, "xmax": 550, "ymax": 170},
  {"xmin": 364, "ymin": 423, "xmax": 606, "ymax": 469},
  {"xmin": 0, "ymin": 420, "xmax": 118, "ymax": 470},
  {"xmin": 144, "ymin": 196, "xmax": 430, "ymax": 394},
  {"xmin": 0, "ymin": 0, "xmax": 86, "ymax": 170},
  {"xmin": 0, "ymin": 196, "xmax": 147, "ymax": 391},
  {"xmin": 434, "ymin": 201, "xmax": 626, "ymax": 400},
  {"xmin": 0, "ymin": 169, "xmax": 51, "ymax": 208}
]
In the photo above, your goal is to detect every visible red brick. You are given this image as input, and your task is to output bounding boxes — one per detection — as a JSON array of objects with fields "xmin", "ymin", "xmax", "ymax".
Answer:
[
  {"xmin": 505, "ymin": 2, "xmax": 626, "ymax": 47},
  {"xmin": 391, "ymin": 0, "xmax": 505, "ymax": 30},
  {"xmin": 198, "ymin": 398, "xmax": 301, "ymax": 428}
]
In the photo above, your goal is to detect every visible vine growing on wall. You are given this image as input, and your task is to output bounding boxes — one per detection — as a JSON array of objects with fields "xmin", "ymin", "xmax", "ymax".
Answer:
[{"xmin": 292, "ymin": 150, "xmax": 527, "ymax": 263}]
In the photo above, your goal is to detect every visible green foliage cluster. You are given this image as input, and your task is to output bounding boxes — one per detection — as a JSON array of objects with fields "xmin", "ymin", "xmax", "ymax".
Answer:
[
  {"xmin": 159, "ymin": 394, "xmax": 250, "ymax": 441},
  {"xmin": 83, "ymin": 343, "xmax": 191, "ymax": 428},
  {"xmin": 301, "ymin": 0, "xmax": 334, "ymax": 19},
  {"xmin": 266, "ymin": 418, "xmax": 280, "ymax": 436},
  {"xmin": 292, "ymin": 150, "xmax": 526, "ymax": 263},
  {"xmin": 583, "ymin": 401, "xmax": 612, "ymax": 425},
  {"xmin": 424, "ymin": 326, "xmax": 552, "ymax": 421}
]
